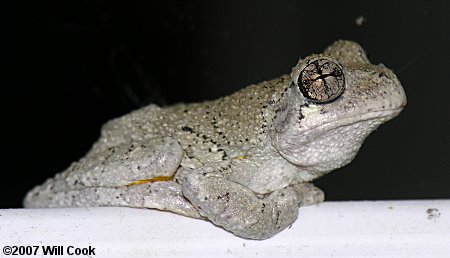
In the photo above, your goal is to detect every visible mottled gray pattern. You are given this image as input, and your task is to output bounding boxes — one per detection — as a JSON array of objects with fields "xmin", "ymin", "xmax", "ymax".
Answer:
[{"xmin": 24, "ymin": 40, "xmax": 406, "ymax": 239}]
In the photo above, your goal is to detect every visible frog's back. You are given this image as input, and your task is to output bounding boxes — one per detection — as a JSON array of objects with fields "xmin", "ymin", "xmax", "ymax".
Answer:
[
  {"xmin": 163, "ymin": 75, "xmax": 290, "ymax": 148},
  {"xmin": 96, "ymin": 75, "xmax": 290, "ymax": 158}
]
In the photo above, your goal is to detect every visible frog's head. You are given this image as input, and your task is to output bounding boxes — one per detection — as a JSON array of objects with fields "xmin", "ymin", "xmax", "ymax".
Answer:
[{"xmin": 271, "ymin": 40, "xmax": 406, "ymax": 178}]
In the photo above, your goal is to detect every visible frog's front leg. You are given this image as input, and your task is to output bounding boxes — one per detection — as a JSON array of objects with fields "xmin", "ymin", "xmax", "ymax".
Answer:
[{"xmin": 177, "ymin": 169, "xmax": 324, "ymax": 239}]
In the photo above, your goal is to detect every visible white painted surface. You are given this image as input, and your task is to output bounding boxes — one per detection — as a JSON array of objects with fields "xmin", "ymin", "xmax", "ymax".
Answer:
[{"xmin": 0, "ymin": 200, "xmax": 449, "ymax": 257}]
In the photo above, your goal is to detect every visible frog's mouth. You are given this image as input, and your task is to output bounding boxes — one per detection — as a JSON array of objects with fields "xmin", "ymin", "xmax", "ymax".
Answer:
[
  {"xmin": 274, "ymin": 106, "xmax": 405, "ymax": 175},
  {"xmin": 301, "ymin": 106, "xmax": 404, "ymax": 137}
]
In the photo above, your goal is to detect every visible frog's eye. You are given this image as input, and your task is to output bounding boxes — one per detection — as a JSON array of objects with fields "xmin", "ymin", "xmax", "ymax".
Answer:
[{"xmin": 297, "ymin": 58, "xmax": 345, "ymax": 103}]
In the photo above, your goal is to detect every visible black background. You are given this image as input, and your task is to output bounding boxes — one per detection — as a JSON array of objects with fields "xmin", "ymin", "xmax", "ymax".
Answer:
[{"xmin": 2, "ymin": 1, "xmax": 449, "ymax": 208}]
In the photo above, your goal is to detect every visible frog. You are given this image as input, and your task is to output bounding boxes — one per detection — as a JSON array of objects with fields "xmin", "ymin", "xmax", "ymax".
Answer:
[{"xmin": 23, "ymin": 40, "xmax": 407, "ymax": 240}]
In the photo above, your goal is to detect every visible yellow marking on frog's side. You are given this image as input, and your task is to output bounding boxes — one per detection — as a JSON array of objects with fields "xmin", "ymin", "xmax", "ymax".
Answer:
[
  {"xmin": 127, "ymin": 175, "xmax": 173, "ymax": 186},
  {"xmin": 235, "ymin": 155, "xmax": 247, "ymax": 159}
]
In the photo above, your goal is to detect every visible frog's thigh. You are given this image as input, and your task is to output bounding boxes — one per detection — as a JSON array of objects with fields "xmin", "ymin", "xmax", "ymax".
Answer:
[
  {"xmin": 78, "ymin": 136, "xmax": 183, "ymax": 187},
  {"xmin": 25, "ymin": 181, "xmax": 201, "ymax": 219},
  {"xmin": 179, "ymin": 171, "xmax": 300, "ymax": 240},
  {"xmin": 23, "ymin": 137, "xmax": 183, "ymax": 207}
]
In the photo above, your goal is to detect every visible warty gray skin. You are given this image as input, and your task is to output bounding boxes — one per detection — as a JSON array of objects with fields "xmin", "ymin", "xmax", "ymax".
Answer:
[{"xmin": 24, "ymin": 40, "xmax": 407, "ymax": 239}]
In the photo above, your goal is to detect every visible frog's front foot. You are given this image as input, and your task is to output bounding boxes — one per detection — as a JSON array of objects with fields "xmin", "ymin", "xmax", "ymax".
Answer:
[{"xmin": 178, "ymin": 169, "xmax": 322, "ymax": 239}]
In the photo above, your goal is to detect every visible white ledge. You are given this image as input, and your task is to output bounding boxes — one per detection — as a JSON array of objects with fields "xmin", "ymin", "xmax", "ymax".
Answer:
[{"xmin": 1, "ymin": 200, "xmax": 449, "ymax": 257}]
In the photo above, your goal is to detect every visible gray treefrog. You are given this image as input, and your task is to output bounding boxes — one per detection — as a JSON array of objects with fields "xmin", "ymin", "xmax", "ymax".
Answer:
[{"xmin": 24, "ymin": 40, "xmax": 407, "ymax": 239}]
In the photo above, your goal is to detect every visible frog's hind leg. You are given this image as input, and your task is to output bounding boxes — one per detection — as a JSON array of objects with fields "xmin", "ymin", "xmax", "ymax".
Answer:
[
  {"xmin": 24, "ymin": 181, "xmax": 202, "ymax": 219},
  {"xmin": 291, "ymin": 182, "xmax": 325, "ymax": 206},
  {"xmin": 80, "ymin": 136, "xmax": 184, "ymax": 187},
  {"xmin": 23, "ymin": 137, "xmax": 185, "ymax": 208}
]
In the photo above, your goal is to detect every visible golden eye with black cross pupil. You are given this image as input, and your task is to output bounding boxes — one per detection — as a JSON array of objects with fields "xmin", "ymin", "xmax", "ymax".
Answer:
[{"xmin": 298, "ymin": 58, "xmax": 345, "ymax": 103}]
